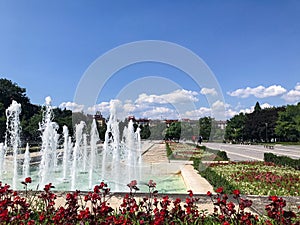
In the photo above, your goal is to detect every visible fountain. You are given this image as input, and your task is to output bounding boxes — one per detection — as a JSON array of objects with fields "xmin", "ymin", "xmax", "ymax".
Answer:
[
  {"xmin": 82, "ymin": 133, "xmax": 88, "ymax": 172},
  {"xmin": 71, "ymin": 121, "xmax": 86, "ymax": 190},
  {"xmin": 22, "ymin": 143, "xmax": 31, "ymax": 178},
  {"xmin": 89, "ymin": 119, "xmax": 99, "ymax": 189},
  {"xmin": 0, "ymin": 143, "xmax": 5, "ymax": 178},
  {"xmin": 0, "ymin": 98, "xmax": 186, "ymax": 193},
  {"xmin": 39, "ymin": 97, "xmax": 59, "ymax": 188},
  {"xmin": 62, "ymin": 125, "xmax": 69, "ymax": 180},
  {"xmin": 5, "ymin": 100, "xmax": 21, "ymax": 190}
]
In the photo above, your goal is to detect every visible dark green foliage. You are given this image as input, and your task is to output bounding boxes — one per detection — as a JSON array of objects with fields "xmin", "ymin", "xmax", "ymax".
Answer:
[
  {"xmin": 225, "ymin": 102, "xmax": 287, "ymax": 143},
  {"xmin": 140, "ymin": 124, "xmax": 151, "ymax": 139},
  {"xmin": 193, "ymin": 145, "xmax": 229, "ymax": 161},
  {"xmin": 0, "ymin": 78, "xmax": 41, "ymax": 143},
  {"xmin": 225, "ymin": 112, "xmax": 246, "ymax": 143},
  {"xmin": 216, "ymin": 151, "xmax": 229, "ymax": 161},
  {"xmin": 165, "ymin": 122, "xmax": 181, "ymax": 141},
  {"xmin": 264, "ymin": 152, "xmax": 300, "ymax": 170},
  {"xmin": 199, "ymin": 116, "xmax": 211, "ymax": 140},
  {"xmin": 165, "ymin": 143, "xmax": 173, "ymax": 158},
  {"xmin": 244, "ymin": 106, "xmax": 285, "ymax": 143},
  {"xmin": 193, "ymin": 160, "xmax": 237, "ymax": 193},
  {"xmin": 254, "ymin": 101, "xmax": 261, "ymax": 112},
  {"xmin": 275, "ymin": 103, "xmax": 300, "ymax": 142},
  {"xmin": 53, "ymin": 108, "xmax": 73, "ymax": 136}
]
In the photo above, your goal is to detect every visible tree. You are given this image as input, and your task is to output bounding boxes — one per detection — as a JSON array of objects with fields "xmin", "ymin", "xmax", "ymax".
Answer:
[
  {"xmin": 225, "ymin": 113, "xmax": 246, "ymax": 143},
  {"xmin": 275, "ymin": 103, "xmax": 300, "ymax": 142},
  {"xmin": 244, "ymin": 105, "xmax": 284, "ymax": 142},
  {"xmin": 140, "ymin": 124, "xmax": 151, "ymax": 139},
  {"xmin": 254, "ymin": 101, "xmax": 262, "ymax": 112},
  {"xmin": 0, "ymin": 78, "xmax": 30, "ymax": 109},
  {"xmin": 165, "ymin": 122, "xmax": 181, "ymax": 141},
  {"xmin": 0, "ymin": 78, "xmax": 40, "ymax": 143},
  {"xmin": 199, "ymin": 116, "xmax": 212, "ymax": 140}
]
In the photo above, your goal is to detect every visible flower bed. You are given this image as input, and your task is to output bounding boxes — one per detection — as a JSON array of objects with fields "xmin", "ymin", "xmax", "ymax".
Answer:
[
  {"xmin": 166, "ymin": 143, "xmax": 226, "ymax": 161},
  {"xmin": 0, "ymin": 178, "xmax": 300, "ymax": 224},
  {"xmin": 207, "ymin": 161, "xmax": 300, "ymax": 196}
]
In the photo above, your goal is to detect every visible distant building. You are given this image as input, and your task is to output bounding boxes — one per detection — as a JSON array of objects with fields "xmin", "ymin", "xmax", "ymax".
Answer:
[
  {"xmin": 165, "ymin": 119, "xmax": 179, "ymax": 127},
  {"xmin": 128, "ymin": 116, "xmax": 150, "ymax": 126},
  {"xmin": 215, "ymin": 120, "xmax": 227, "ymax": 130},
  {"xmin": 94, "ymin": 112, "xmax": 106, "ymax": 127}
]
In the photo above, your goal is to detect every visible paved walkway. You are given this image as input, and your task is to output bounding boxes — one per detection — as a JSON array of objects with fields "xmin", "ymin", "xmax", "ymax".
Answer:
[
  {"xmin": 142, "ymin": 143, "xmax": 215, "ymax": 194},
  {"xmin": 142, "ymin": 142, "xmax": 169, "ymax": 163},
  {"xmin": 181, "ymin": 165, "xmax": 214, "ymax": 194}
]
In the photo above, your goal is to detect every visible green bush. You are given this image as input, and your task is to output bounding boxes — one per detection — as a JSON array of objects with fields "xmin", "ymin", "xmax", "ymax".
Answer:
[
  {"xmin": 193, "ymin": 160, "xmax": 237, "ymax": 193},
  {"xmin": 193, "ymin": 144, "xmax": 229, "ymax": 161},
  {"xmin": 165, "ymin": 143, "xmax": 173, "ymax": 159},
  {"xmin": 264, "ymin": 152, "xmax": 300, "ymax": 170}
]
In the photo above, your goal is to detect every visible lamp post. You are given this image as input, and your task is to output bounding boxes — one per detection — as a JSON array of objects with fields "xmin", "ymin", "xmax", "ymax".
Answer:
[{"xmin": 265, "ymin": 123, "xmax": 268, "ymax": 143}]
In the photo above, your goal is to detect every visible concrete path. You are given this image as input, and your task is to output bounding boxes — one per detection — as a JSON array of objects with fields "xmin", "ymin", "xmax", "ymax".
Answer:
[
  {"xmin": 181, "ymin": 164, "xmax": 215, "ymax": 194},
  {"xmin": 142, "ymin": 143, "xmax": 215, "ymax": 194},
  {"xmin": 142, "ymin": 142, "xmax": 169, "ymax": 163}
]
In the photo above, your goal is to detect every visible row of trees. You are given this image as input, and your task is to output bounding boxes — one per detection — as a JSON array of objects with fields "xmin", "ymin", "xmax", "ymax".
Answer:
[
  {"xmin": 225, "ymin": 102, "xmax": 300, "ymax": 143},
  {"xmin": 0, "ymin": 78, "xmax": 74, "ymax": 146},
  {"xmin": 1, "ymin": 78, "xmax": 299, "ymax": 144},
  {"xmin": 0, "ymin": 78, "xmax": 152, "ymax": 145},
  {"xmin": 162, "ymin": 101, "xmax": 300, "ymax": 143}
]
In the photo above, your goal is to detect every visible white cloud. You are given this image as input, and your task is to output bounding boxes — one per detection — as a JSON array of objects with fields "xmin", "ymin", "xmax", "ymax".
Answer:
[
  {"xmin": 261, "ymin": 103, "xmax": 273, "ymax": 109},
  {"xmin": 86, "ymin": 102, "xmax": 110, "ymax": 115},
  {"xmin": 140, "ymin": 107, "xmax": 178, "ymax": 119},
  {"xmin": 236, "ymin": 102, "xmax": 272, "ymax": 115},
  {"xmin": 135, "ymin": 89, "xmax": 198, "ymax": 105},
  {"xmin": 59, "ymin": 102, "xmax": 84, "ymax": 112},
  {"xmin": 183, "ymin": 107, "xmax": 212, "ymax": 119},
  {"xmin": 282, "ymin": 83, "xmax": 300, "ymax": 103},
  {"xmin": 228, "ymin": 85, "xmax": 287, "ymax": 98},
  {"xmin": 226, "ymin": 109, "xmax": 239, "ymax": 118},
  {"xmin": 211, "ymin": 100, "xmax": 230, "ymax": 110},
  {"xmin": 200, "ymin": 87, "xmax": 217, "ymax": 96}
]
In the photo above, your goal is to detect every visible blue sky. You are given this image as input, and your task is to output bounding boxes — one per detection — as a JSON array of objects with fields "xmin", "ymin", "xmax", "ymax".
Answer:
[{"xmin": 1, "ymin": 1, "xmax": 300, "ymax": 120}]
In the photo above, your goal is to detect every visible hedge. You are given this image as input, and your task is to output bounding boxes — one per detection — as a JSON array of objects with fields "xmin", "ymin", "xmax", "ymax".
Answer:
[{"xmin": 264, "ymin": 152, "xmax": 300, "ymax": 170}]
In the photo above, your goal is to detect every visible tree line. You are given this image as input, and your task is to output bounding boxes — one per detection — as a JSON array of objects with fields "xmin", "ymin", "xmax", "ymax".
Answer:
[
  {"xmin": 0, "ymin": 78, "xmax": 152, "ymax": 146},
  {"xmin": 225, "ymin": 102, "xmax": 300, "ymax": 143},
  {"xmin": 1, "ymin": 78, "xmax": 299, "ymax": 144}
]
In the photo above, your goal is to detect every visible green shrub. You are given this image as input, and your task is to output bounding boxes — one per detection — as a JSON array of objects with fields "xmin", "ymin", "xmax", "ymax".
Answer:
[
  {"xmin": 264, "ymin": 152, "xmax": 300, "ymax": 170},
  {"xmin": 193, "ymin": 160, "xmax": 237, "ymax": 193},
  {"xmin": 165, "ymin": 143, "xmax": 173, "ymax": 159}
]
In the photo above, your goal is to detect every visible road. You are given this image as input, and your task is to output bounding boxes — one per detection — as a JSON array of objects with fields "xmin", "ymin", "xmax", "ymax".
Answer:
[{"xmin": 203, "ymin": 143, "xmax": 300, "ymax": 161}]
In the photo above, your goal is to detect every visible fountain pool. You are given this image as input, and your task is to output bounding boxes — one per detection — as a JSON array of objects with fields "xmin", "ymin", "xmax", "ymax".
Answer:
[{"xmin": 0, "ymin": 98, "xmax": 187, "ymax": 193}]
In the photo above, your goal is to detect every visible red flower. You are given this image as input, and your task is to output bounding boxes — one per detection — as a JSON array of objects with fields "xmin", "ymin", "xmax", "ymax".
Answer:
[
  {"xmin": 233, "ymin": 189, "xmax": 240, "ymax": 196},
  {"xmin": 207, "ymin": 191, "xmax": 212, "ymax": 197},
  {"xmin": 188, "ymin": 190, "xmax": 193, "ymax": 197},
  {"xmin": 216, "ymin": 187, "xmax": 224, "ymax": 193},
  {"xmin": 25, "ymin": 177, "xmax": 32, "ymax": 183},
  {"xmin": 27, "ymin": 220, "xmax": 35, "ymax": 225},
  {"xmin": 269, "ymin": 196, "xmax": 278, "ymax": 202},
  {"xmin": 39, "ymin": 213, "xmax": 45, "ymax": 222}
]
